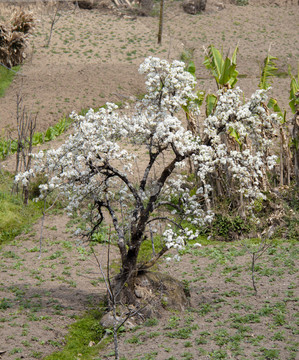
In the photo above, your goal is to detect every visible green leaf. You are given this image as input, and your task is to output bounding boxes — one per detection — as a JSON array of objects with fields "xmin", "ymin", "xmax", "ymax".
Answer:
[
  {"xmin": 210, "ymin": 46, "xmax": 223, "ymax": 80},
  {"xmin": 231, "ymin": 46, "xmax": 238, "ymax": 64},
  {"xmin": 268, "ymin": 97, "xmax": 286, "ymax": 123},
  {"xmin": 203, "ymin": 45, "xmax": 223, "ymax": 84},
  {"xmin": 195, "ymin": 90, "xmax": 205, "ymax": 108},
  {"xmin": 259, "ymin": 54, "xmax": 277, "ymax": 90},
  {"xmin": 228, "ymin": 127, "xmax": 242, "ymax": 150},
  {"xmin": 290, "ymin": 137, "xmax": 299, "ymax": 151},
  {"xmin": 219, "ymin": 58, "xmax": 238, "ymax": 88},
  {"xmin": 32, "ymin": 132, "xmax": 44, "ymax": 146},
  {"xmin": 186, "ymin": 61, "xmax": 196, "ymax": 78},
  {"xmin": 44, "ymin": 127, "xmax": 55, "ymax": 142},
  {"xmin": 289, "ymin": 62, "xmax": 299, "ymax": 114},
  {"xmin": 206, "ymin": 94, "xmax": 218, "ymax": 116},
  {"xmin": 204, "ymin": 45, "xmax": 238, "ymax": 88}
]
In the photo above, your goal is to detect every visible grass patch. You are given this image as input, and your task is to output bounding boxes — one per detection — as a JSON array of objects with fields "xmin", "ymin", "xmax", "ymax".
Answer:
[
  {"xmin": 0, "ymin": 65, "xmax": 20, "ymax": 97},
  {"xmin": 0, "ymin": 172, "xmax": 41, "ymax": 246},
  {"xmin": 44, "ymin": 310, "xmax": 106, "ymax": 360}
]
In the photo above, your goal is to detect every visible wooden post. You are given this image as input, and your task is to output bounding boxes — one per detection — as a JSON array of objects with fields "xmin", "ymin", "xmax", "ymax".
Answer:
[{"xmin": 157, "ymin": 0, "xmax": 164, "ymax": 44}]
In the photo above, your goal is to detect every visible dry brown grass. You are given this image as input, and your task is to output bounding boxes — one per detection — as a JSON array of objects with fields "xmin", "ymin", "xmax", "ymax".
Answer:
[{"xmin": 0, "ymin": 8, "xmax": 35, "ymax": 67}]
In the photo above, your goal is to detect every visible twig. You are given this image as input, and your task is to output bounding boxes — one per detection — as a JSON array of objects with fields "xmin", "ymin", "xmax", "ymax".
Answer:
[{"xmin": 243, "ymin": 236, "xmax": 273, "ymax": 294}]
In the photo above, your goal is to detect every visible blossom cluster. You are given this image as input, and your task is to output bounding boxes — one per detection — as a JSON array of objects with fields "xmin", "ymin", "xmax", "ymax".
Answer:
[
  {"xmin": 196, "ymin": 87, "xmax": 278, "ymax": 202},
  {"xmin": 139, "ymin": 56, "xmax": 197, "ymax": 114}
]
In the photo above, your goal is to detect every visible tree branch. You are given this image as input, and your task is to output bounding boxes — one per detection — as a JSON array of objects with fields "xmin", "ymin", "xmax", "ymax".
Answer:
[
  {"xmin": 137, "ymin": 245, "xmax": 168, "ymax": 270},
  {"xmin": 140, "ymin": 137, "xmax": 162, "ymax": 191},
  {"xmin": 147, "ymin": 216, "xmax": 183, "ymax": 230},
  {"xmin": 102, "ymin": 161, "xmax": 143, "ymax": 212},
  {"xmin": 104, "ymin": 197, "xmax": 127, "ymax": 265}
]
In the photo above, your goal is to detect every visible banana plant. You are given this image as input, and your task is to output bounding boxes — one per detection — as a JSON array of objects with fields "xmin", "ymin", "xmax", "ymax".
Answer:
[
  {"xmin": 202, "ymin": 45, "xmax": 239, "ymax": 117},
  {"xmin": 262, "ymin": 54, "xmax": 286, "ymax": 123},
  {"xmin": 267, "ymin": 98, "xmax": 286, "ymax": 123},
  {"xmin": 182, "ymin": 58, "xmax": 205, "ymax": 134},
  {"xmin": 262, "ymin": 54, "xmax": 290, "ymax": 186},
  {"xmin": 184, "ymin": 45, "xmax": 240, "ymax": 123},
  {"xmin": 259, "ymin": 53, "xmax": 278, "ymax": 90},
  {"xmin": 203, "ymin": 45, "xmax": 239, "ymax": 89}
]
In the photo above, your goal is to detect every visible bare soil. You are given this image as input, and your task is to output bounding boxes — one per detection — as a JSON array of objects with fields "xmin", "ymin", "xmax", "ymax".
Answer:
[
  {"xmin": 0, "ymin": 214, "xmax": 298, "ymax": 360},
  {"xmin": 0, "ymin": 1, "xmax": 298, "ymax": 359},
  {"xmin": 0, "ymin": 0, "xmax": 298, "ymax": 136}
]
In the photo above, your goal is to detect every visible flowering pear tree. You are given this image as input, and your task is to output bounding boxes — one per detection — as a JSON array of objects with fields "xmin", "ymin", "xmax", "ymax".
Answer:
[{"xmin": 16, "ymin": 56, "xmax": 278, "ymax": 302}]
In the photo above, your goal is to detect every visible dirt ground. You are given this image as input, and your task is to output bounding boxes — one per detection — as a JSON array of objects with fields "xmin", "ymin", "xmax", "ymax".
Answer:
[
  {"xmin": 0, "ymin": 213, "xmax": 298, "ymax": 360},
  {"xmin": 0, "ymin": 0, "xmax": 298, "ymax": 359},
  {"xmin": 0, "ymin": 0, "xmax": 298, "ymax": 137}
]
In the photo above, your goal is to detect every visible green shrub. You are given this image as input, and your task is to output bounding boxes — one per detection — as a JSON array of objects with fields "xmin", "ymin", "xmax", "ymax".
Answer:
[{"xmin": 210, "ymin": 214, "xmax": 251, "ymax": 241}]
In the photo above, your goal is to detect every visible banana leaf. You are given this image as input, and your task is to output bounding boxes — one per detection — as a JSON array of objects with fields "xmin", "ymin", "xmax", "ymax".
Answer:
[
  {"xmin": 206, "ymin": 94, "xmax": 217, "ymax": 116},
  {"xmin": 204, "ymin": 45, "xmax": 239, "ymax": 88},
  {"xmin": 289, "ymin": 63, "xmax": 299, "ymax": 114},
  {"xmin": 259, "ymin": 54, "xmax": 277, "ymax": 90},
  {"xmin": 268, "ymin": 97, "xmax": 286, "ymax": 123}
]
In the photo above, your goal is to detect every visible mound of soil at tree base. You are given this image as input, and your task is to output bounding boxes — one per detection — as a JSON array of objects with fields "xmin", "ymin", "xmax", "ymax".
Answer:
[{"xmin": 111, "ymin": 271, "xmax": 190, "ymax": 320}]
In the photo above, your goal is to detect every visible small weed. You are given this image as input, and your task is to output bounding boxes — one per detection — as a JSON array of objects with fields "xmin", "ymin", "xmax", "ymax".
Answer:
[
  {"xmin": 213, "ymin": 328, "xmax": 230, "ymax": 346},
  {"xmin": 181, "ymin": 352, "xmax": 193, "ymax": 359},
  {"xmin": 208, "ymin": 349, "xmax": 228, "ymax": 359},
  {"xmin": 273, "ymin": 312, "xmax": 286, "ymax": 326},
  {"xmin": 2, "ymin": 250, "xmax": 19, "ymax": 259},
  {"xmin": 126, "ymin": 335, "xmax": 143, "ymax": 344},
  {"xmin": 232, "ymin": 0, "xmax": 248, "ymax": 5},
  {"xmin": 141, "ymin": 351, "xmax": 158, "ymax": 360},
  {"xmin": 271, "ymin": 331, "xmax": 285, "ymax": 341},
  {"xmin": 144, "ymin": 318, "xmax": 159, "ymax": 327},
  {"xmin": 165, "ymin": 315, "xmax": 180, "ymax": 329},
  {"xmin": 9, "ymin": 348, "xmax": 22, "ymax": 355},
  {"xmin": 46, "ymin": 251, "xmax": 64, "ymax": 260},
  {"xmin": 167, "ymin": 326, "xmax": 197, "ymax": 339},
  {"xmin": 21, "ymin": 340, "xmax": 31, "ymax": 347},
  {"xmin": 31, "ymin": 351, "xmax": 43, "ymax": 359},
  {"xmin": 260, "ymin": 348, "xmax": 280, "ymax": 359},
  {"xmin": 184, "ymin": 341, "xmax": 192, "ymax": 348},
  {"xmin": 148, "ymin": 331, "xmax": 161, "ymax": 338}
]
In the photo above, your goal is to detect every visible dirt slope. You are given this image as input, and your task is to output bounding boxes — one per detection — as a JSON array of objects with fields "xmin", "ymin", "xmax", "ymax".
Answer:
[{"xmin": 0, "ymin": 0, "xmax": 298, "ymax": 136}]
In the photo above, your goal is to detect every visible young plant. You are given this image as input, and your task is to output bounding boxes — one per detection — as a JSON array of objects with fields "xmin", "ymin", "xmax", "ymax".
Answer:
[{"xmin": 243, "ymin": 237, "xmax": 273, "ymax": 294}]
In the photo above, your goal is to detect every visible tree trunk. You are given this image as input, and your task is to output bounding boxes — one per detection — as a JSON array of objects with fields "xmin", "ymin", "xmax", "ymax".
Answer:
[{"xmin": 157, "ymin": 0, "xmax": 164, "ymax": 44}]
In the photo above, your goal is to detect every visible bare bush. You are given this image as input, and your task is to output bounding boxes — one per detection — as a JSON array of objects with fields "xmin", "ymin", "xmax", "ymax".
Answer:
[{"xmin": 0, "ymin": 9, "xmax": 34, "ymax": 68}]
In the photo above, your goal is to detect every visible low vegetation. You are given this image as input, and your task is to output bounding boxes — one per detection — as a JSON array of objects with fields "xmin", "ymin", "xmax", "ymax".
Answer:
[
  {"xmin": 0, "ymin": 171, "xmax": 41, "ymax": 246},
  {"xmin": 0, "ymin": 65, "xmax": 20, "ymax": 97}
]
